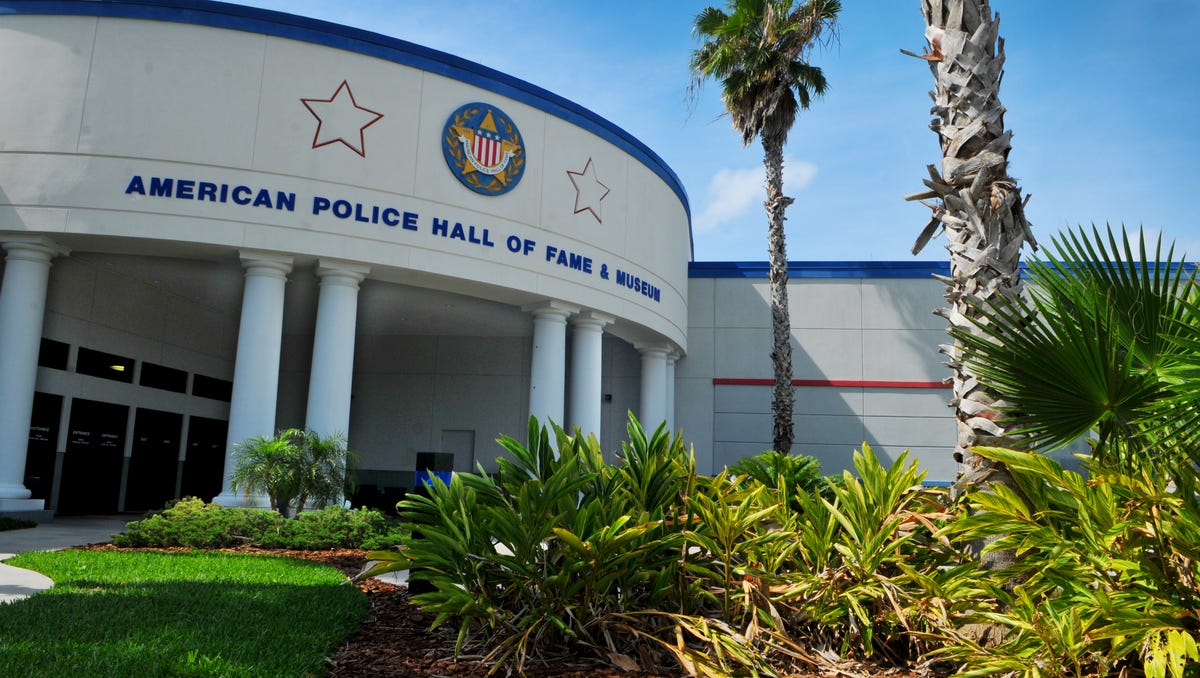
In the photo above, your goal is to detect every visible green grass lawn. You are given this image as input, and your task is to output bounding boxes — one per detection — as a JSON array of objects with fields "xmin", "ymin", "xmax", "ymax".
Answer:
[{"xmin": 0, "ymin": 550, "xmax": 369, "ymax": 677}]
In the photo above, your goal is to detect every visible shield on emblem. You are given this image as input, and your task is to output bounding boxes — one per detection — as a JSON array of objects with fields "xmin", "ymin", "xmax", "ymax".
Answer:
[{"xmin": 472, "ymin": 127, "xmax": 502, "ymax": 169}]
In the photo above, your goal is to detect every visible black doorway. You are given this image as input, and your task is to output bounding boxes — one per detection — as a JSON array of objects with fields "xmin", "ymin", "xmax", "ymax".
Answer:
[
  {"xmin": 124, "ymin": 409, "xmax": 183, "ymax": 513},
  {"xmin": 57, "ymin": 399, "xmax": 128, "ymax": 515},
  {"xmin": 181, "ymin": 416, "xmax": 228, "ymax": 502},
  {"xmin": 24, "ymin": 392, "xmax": 63, "ymax": 502}
]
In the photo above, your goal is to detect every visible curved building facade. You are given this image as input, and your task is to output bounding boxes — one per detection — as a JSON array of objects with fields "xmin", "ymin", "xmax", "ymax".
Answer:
[{"xmin": 0, "ymin": 1, "xmax": 691, "ymax": 515}]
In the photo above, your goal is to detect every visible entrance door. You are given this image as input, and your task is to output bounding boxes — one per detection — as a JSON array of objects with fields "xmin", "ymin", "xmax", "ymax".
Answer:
[
  {"xmin": 57, "ymin": 399, "xmax": 128, "ymax": 515},
  {"xmin": 124, "ymin": 409, "xmax": 183, "ymax": 512},
  {"xmin": 24, "ymin": 392, "xmax": 63, "ymax": 502},
  {"xmin": 181, "ymin": 416, "xmax": 228, "ymax": 502}
]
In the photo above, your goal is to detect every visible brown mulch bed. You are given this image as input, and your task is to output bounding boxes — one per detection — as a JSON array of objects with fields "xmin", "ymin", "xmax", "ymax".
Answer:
[{"xmin": 81, "ymin": 544, "xmax": 926, "ymax": 677}]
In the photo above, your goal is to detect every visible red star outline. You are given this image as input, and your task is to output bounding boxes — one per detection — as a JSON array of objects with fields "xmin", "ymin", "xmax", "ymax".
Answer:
[
  {"xmin": 300, "ymin": 80, "xmax": 384, "ymax": 158},
  {"xmin": 566, "ymin": 157, "xmax": 611, "ymax": 223}
]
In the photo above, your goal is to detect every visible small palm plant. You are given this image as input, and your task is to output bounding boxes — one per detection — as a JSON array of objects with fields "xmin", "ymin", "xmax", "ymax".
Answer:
[
  {"xmin": 953, "ymin": 225, "xmax": 1200, "ymax": 472},
  {"xmin": 231, "ymin": 429, "xmax": 355, "ymax": 517}
]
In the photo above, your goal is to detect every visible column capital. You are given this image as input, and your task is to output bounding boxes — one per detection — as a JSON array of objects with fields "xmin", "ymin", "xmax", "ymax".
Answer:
[
  {"xmin": 316, "ymin": 259, "xmax": 370, "ymax": 288},
  {"xmin": 571, "ymin": 310, "xmax": 614, "ymax": 330},
  {"xmin": 522, "ymin": 299, "xmax": 579, "ymax": 320},
  {"xmin": 238, "ymin": 250, "xmax": 293, "ymax": 277},
  {"xmin": 2, "ymin": 236, "xmax": 69, "ymax": 262},
  {"xmin": 635, "ymin": 341, "xmax": 672, "ymax": 358}
]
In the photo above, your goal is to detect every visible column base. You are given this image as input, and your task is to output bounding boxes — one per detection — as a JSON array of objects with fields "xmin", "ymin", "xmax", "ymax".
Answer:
[
  {"xmin": 211, "ymin": 491, "xmax": 273, "ymax": 509},
  {"xmin": 0, "ymin": 484, "xmax": 32, "ymax": 500},
  {"xmin": 0, "ymin": 497, "xmax": 49, "ymax": 523}
]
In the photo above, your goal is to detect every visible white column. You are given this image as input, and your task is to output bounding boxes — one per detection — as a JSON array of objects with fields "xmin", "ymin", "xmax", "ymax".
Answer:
[
  {"xmin": 637, "ymin": 343, "xmax": 670, "ymax": 433},
  {"xmin": 568, "ymin": 311, "xmax": 613, "ymax": 442},
  {"xmin": 213, "ymin": 251, "xmax": 292, "ymax": 507},
  {"xmin": 304, "ymin": 260, "xmax": 368, "ymax": 438},
  {"xmin": 524, "ymin": 301, "xmax": 577, "ymax": 430},
  {"xmin": 0, "ymin": 237, "xmax": 67, "ymax": 510},
  {"xmin": 666, "ymin": 350, "xmax": 679, "ymax": 434}
]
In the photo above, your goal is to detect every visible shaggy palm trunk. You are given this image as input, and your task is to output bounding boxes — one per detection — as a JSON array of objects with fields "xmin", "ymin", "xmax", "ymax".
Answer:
[
  {"xmin": 763, "ymin": 132, "xmax": 795, "ymax": 454},
  {"xmin": 907, "ymin": 0, "xmax": 1036, "ymax": 571}
]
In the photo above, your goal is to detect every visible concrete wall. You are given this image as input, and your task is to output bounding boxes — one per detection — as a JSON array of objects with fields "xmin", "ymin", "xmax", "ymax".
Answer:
[
  {"xmin": 0, "ymin": 5, "xmax": 690, "ymax": 350},
  {"xmin": 680, "ymin": 269, "xmax": 959, "ymax": 482}
]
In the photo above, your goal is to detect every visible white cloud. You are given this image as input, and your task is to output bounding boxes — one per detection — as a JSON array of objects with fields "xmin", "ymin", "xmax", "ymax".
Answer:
[{"xmin": 693, "ymin": 159, "xmax": 818, "ymax": 234}]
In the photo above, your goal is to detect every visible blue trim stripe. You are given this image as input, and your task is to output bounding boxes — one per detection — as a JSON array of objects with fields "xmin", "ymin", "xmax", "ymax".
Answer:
[
  {"xmin": 690, "ymin": 259, "xmax": 1197, "ymax": 279},
  {"xmin": 2, "ymin": 0, "xmax": 692, "ymax": 251},
  {"xmin": 689, "ymin": 261, "xmax": 952, "ymax": 279}
]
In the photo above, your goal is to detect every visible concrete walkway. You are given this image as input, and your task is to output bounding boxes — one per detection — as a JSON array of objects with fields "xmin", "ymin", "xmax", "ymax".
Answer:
[{"xmin": 0, "ymin": 515, "xmax": 132, "ymax": 604}]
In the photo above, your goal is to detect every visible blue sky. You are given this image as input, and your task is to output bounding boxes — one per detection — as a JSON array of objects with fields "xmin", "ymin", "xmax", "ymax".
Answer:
[{"xmin": 238, "ymin": 1, "xmax": 1200, "ymax": 263}]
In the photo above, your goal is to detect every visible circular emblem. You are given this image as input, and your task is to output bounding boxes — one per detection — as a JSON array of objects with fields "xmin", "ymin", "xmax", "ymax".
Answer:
[{"xmin": 441, "ymin": 102, "xmax": 525, "ymax": 196}]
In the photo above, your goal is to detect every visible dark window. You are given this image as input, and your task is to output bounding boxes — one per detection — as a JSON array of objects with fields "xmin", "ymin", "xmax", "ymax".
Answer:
[
  {"xmin": 37, "ymin": 338, "xmax": 69, "ymax": 370},
  {"xmin": 192, "ymin": 374, "xmax": 233, "ymax": 402},
  {"xmin": 139, "ymin": 362, "xmax": 188, "ymax": 393},
  {"xmin": 75, "ymin": 347, "xmax": 134, "ymax": 383}
]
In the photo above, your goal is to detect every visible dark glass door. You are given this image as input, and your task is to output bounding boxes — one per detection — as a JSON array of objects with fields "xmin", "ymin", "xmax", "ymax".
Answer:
[
  {"xmin": 181, "ymin": 417, "xmax": 228, "ymax": 502},
  {"xmin": 24, "ymin": 392, "xmax": 63, "ymax": 502},
  {"xmin": 57, "ymin": 399, "xmax": 128, "ymax": 515},
  {"xmin": 124, "ymin": 409, "xmax": 183, "ymax": 512}
]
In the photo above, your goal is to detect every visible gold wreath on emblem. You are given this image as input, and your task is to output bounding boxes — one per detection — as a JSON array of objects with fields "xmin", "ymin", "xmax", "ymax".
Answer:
[{"xmin": 444, "ymin": 107, "xmax": 524, "ymax": 194}]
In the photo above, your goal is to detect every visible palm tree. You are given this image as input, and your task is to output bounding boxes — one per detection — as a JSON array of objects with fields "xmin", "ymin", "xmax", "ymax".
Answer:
[
  {"xmin": 691, "ymin": 0, "xmax": 840, "ymax": 454},
  {"xmin": 955, "ymin": 225, "xmax": 1200, "ymax": 474},
  {"xmin": 231, "ymin": 428, "xmax": 356, "ymax": 516},
  {"xmin": 905, "ymin": 0, "xmax": 1037, "ymax": 512},
  {"xmin": 230, "ymin": 432, "xmax": 302, "ymax": 514},
  {"xmin": 292, "ymin": 429, "xmax": 356, "ymax": 511}
]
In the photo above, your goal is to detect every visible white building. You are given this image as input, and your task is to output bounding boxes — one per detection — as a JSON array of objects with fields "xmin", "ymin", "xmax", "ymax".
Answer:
[{"xmin": 0, "ymin": 1, "xmax": 955, "ymax": 519}]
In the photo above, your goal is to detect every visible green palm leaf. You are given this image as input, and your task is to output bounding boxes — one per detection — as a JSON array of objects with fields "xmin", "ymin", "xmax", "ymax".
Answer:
[{"xmin": 955, "ymin": 225, "xmax": 1200, "ymax": 469}]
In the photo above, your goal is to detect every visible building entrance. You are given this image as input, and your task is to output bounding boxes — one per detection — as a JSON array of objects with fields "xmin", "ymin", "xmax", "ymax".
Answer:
[
  {"xmin": 57, "ymin": 399, "xmax": 128, "ymax": 515},
  {"xmin": 181, "ymin": 416, "xmax": 227, "ymax": 502},
  {"xmin": 23, "ymin": 392, "xmax": 63, "ymax": 503},
  {"xmin": 123, "ymin": 409, "xmax": 183, "ymax": 512}
]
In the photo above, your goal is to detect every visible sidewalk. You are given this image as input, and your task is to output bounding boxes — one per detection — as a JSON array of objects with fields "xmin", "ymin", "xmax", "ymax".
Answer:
[{"xmin": 0, "ymin": 516, "xmax": 132, "ymax": 604}]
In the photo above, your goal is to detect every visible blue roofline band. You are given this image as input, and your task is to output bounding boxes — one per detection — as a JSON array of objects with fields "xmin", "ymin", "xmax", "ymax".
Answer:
[
  {"xmin": 689, "ymin": 260, "xmax": 952, "ymax": 279},
  {"xmin": 2, "ymin": 0, "xmax": 693, "ymax": 254}
]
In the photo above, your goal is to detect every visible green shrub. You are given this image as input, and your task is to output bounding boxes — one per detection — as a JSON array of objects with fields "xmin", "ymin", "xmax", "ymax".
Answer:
[
  {"xmin": 387, "ymin": 415, "xmax": 703, "ymax": 673},
  {"xmin": 258, "ymin": 505, "xmax": 409, "ymax": 550},
  {"xmin": 736, "ymin": 445, "xmax": 973, "ymax": 664},
  {"xmin": 727, "ymin": 448, "xmax": 824, "ymax": 497},
  {"xmin": 114, "ymin": 498, "xmax": 408, "ymax": 550},
  {"xmin": 0, "ymin": 516, "xmax": 37, "ymax": 532},
  {"xmin": 363, "ymin": 418, "xmax": 966, "ymax": 675},
  {"xmin": 933, "ymin": 446, "xmax": 1200, "ymax": 677}
]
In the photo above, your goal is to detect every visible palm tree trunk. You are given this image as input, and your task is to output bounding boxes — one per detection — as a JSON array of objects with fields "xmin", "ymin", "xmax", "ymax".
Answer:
[
  {"xmin": 762, "ymin": 133, "xmax": 795, "ymax": 454},
  {"xmin": 908, "ymin": 0, "xmax": 1037, "ymax": 570}
]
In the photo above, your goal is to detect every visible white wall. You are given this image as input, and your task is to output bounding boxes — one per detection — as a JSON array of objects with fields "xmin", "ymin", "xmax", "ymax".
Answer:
[
  {"xmin": 680, "ymin": 274, "xmax": 958, "ymax": 482},
  {"xmin": 0, "ymin": 9, "xmax": 690, "ymax": 350}
]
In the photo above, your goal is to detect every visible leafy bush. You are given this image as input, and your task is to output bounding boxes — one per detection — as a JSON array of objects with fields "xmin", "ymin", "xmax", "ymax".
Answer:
[
  {"xmin": 361, "ymin": 417, "xmax": 967, "ymax": 675},
  {"xmin": 758, "ymin": 446, "xmax": 972, "ymax": 664},
  {"xmin": 726, "ymin": 449, "xmax": 825, "ymax": 503},
  {"xmin": 260, "ymin": 505, "xmax": 409, "ymax": 550},
  {"xmin": 114, "ymin": 498, "xmax": 408, "ymax": 550},
  {"xmin": 933, "ymin": 446, "xmax": 1200, "ymax": 677},
  {"xmin": 0, "ymin": 516, "xmax": 37, "ymax": 532},
  {"xmin": 376, "ymin": 416, "xmax": 705, "ymax": 673}
]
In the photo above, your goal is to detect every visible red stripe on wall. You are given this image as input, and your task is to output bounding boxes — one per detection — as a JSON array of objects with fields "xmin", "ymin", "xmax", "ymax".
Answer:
[{"xmin": 713, "ymin": 378, "xmax": 949, "ymax": 389}]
